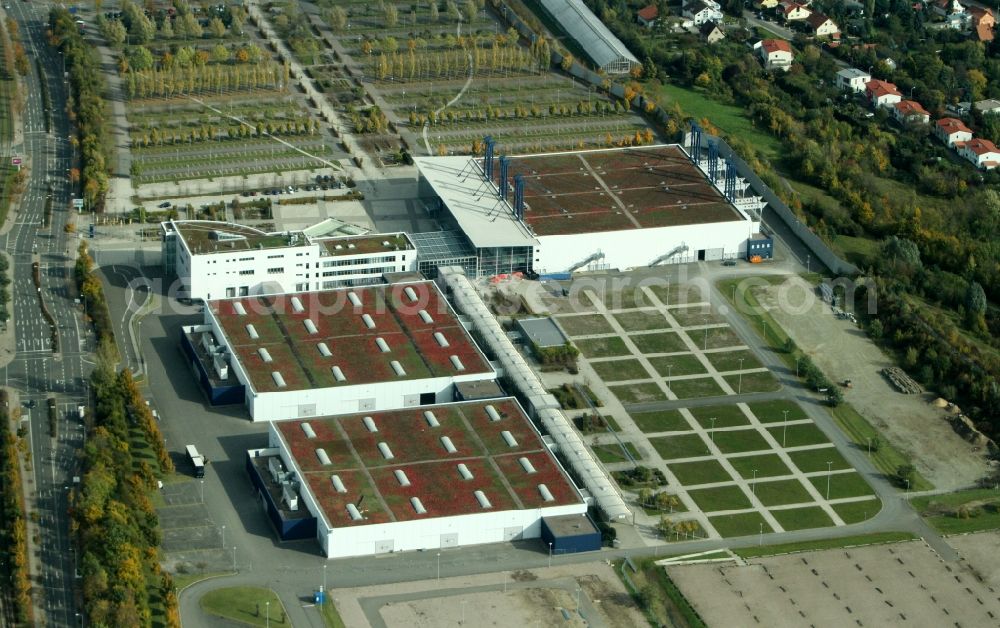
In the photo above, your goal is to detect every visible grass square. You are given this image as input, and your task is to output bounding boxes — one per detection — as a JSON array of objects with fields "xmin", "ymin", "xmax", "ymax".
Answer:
[
  {"xmin": 808, "ymin": 472, "xmax": 875, "ymax": 500},
  {"xmin": 670, "ymin": 305, "xmax": 726, "ymax": 327},
  {"xmin": 585, "ymin": 286, "xmax": 654, "ymax": 310},
  {"xmin": 687, "ymin": 404, "xmax": 751, "ymax": 428},
  {"xmin": 723, "ymin": 371, "xmax": 781, "ymax": 394},
  {"xmin": 711, "ymin": 428, "xmax": 772, "ymax": 454},
  {"xmin": 710, "ymin": 511, "xmax": 774, "ymax": 537},
  {"xmin": 832, "ymin": 497, "xmax": 881, "ymax": 523},
  {"xmin": 689, "ymin": 485, "xmax": 752, "ymax": 512},
  {"xmin": 631, "ymin": 409, "xmax": 691, "ymax": 433},
  {"xmin": 668, "ymin": 377, "xmax": 726, "ymax": 400},
  {"xmin": 556, "ymin": 314, "xmax": 613, "ymax": 337},
  {"xmin": 785, "ymin": 447, "xmax": 850, "ymax": 473},
  {"xmin": 700, "ymin": 326, "xmax": 744, "ymax": 350},
  {"xmin": 648, "ymin": 354, "xmax": 707, "ymax": 378},
  {"xmin": 766, "ymin": 423, "xmax": 830, "ymax": 448},
  {"xmin": 668, "ymin": 459, "xmax": 734, "ymax": 486},
  {"xmin": 770, "ymin": 506, "xmax": 835, "ymax": 531},
  {"xmin": 727, "ymin": 454, "xmax": 792, "ymax": 479},
  {"xmin": 614, "ymin": 310, "xmax": 670, "ymax": 332},
  {"xmin": 574, "ymin": 336, "xmax": 631, "ymax": 358},
  {"xmin": 746, "ymin": 400, "xmax": 808, "ymax": 423},
  {"xmin": 590, "ymin": 359, "xmax": 652, "ymax": 382},
  {"xmin": 646, "ymin": 283, "xmax": 710, "ymax": 307},
  {"xmin": 592, "ymin": 441, "xmax": 642, "ymax": 464},
  {"xmin": 705, "ymin": 349, "xmax": 764, "ymax": 373},
  {"xmin": 609, "ymin": 383, "xmax": 667, "ymax": 404},
  {"xmin": 630, "ymin": 331, "xmax": 688, "ymax": 354},
  {"xmin": 752, "ymin": 479, "xmax": 814, "ymax": 507},
  {"xmin": 649, "ymin": 433, "xmax": 711, "ymax": 460}
]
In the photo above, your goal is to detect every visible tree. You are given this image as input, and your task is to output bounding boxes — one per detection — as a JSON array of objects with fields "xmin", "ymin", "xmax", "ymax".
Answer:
[
  {"xmin": 211, "ymin": 43, "xmax": 230, "ymax": 65},
  {"xmin": 182, "ymin": 13, "xmax": 202, "ymax": 39},
  {"xmin": 895, "ymin": 464, "xmax": 915, "ymax": 488},
  {"xmin": 560, "ymin": 53, "xmax": 573, "ymax": 71},
  {"xmin": 868, "ymin": 318, "xmax": 883, "ymax": 339},
  {"xmin": 126, "ymin": 46, "xmax": 154, "ymax": 72},
  {"xmin": 328, "ymin": 6, "xmax": 347, "ymax": 31},
  {"xmin": 430, "ymin": 2, "xmax": 439, "ymax": 22},
  {"xmin": 965, "ymin": 281, "xmax": 987, "ymax": 332},
  {"xmin": 103, "ymin": 19, "xmax": 127, "ymax": 49},
  {"xmin": 384, "ymin": 4, "xmax": 398, "ymax": 27},
  {"xmin": 208, "ymin": 17, "xmax": 226, "ymax": 39},
  {"xmin": 159, "ymin": 17, "xmax": 174, "ymax": 39},
  {"xmin": 465, "ymin": 0, "xmax": 477, "ymax": 22}
]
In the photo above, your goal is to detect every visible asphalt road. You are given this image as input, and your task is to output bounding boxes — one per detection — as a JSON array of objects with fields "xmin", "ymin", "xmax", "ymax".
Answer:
[{"xmin": 0, "ymin": 2, "xmax": 88, "ymax": 625}]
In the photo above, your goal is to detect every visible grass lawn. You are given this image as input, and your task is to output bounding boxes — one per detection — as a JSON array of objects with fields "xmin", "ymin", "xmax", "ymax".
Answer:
[
  {"xmin": 657, "ymin": 83, "xmax": 783, "ymax": 162},
  {"xmin": 752, "ymin": 479, "xmax": 814, "ymax": 507},
  {"xmin": 574, "ymin": 336, "xmax": 631, "ymax": 358},
  {"xmin": 646, "ymin": 282, "xmax": 712, "ymax": 306},
  {"xmin": 808, "ymin": 472, "xmax": 875, "ymax": 500},
  {"xmin": 765, "ymin": 423, "xmax": 829, "ymax": 448},
  {"xmin": 320, "ymin": 599, "xmax": 347, "ymax": 628},
  {"xmin": 710, "ymin": 428, "xmax": 771, "ymax": 454},
  {"xmin": 747, "ymin": 399, "xmax": 807, "ymax": 423},
  {"xmin": 700, "ymin": 326, "xmax": 744, "ymax": 350},
  {"xmin": 592, "ymin": 441, "xmax": 643, "ymax": 464},
  {"xmin": 649, "ymin": 433, "xmax": 711, "ymax": 460},
  {"xmin": 786, "ymin": 447, "xmax": 851, "ymax": 473},
  {"xmin": 770, "ymin": 506, "xmax": 836, "ymax": 531},
  {"xmin": 630, "ymin": 331, "xmax": 688, "ymax": 354},
  {"xmin": 610, "ymin": 382, "xmax": 667, "ymax": 404},
  {"xmin": 832, "ymin": 497, "xmax": 881, "ymax": 524},
  {"xmin": 648, "ymin": 354, "xmax": 707, "ymax": 378},
  {"xmin": 200, "ymin": 586, "xmax": 286, "ymax": 627},
  {"xmin": 705, "ymin": 349, "xmax": 764, "ymax": 373},
  {"xmin": 827, "ymin": 403, "xmax": 933, "ymax": 491},
  {"xmin": 614, "ymin": 310, "xmax": 670, "ymax": 332},
  {"xmin": 631, "ymin": 409, "xmax": 691, "ymax": 433},
  {"xmin": 716, "ymin": 278, "xmax": 796, "ymax": 370},
  {"xmin": 709, "ymin": 511, "xmax": 774, "ymax": 537},
  {"xmin": 668, "ymin": 376, "xmax": 726, "ymax": 400},
  {"xmin": 832, "ymin": 234, "xmax": 880, "ymax": 268},
  {"xmin": 555, "ymin": 314, "xmax": 614, "ymax": 337},
  {"xmin": 590, "ymin": 358, "xmax": 652, "ymax": 382},
  {"xmin": 586, "ymin": 287, "xmax": 655, "ymax": 310},
  {"xmin": 687, "ymin": 404, "xmax": 750, "ymax": 428},
  {"xmin": 670, "ymin": 305, "xmax": 725, "ymax": 327},
  {"xmin": 174, "ymin": 571, "xmax": 231, "ymax": 591},
  {"xmin": 667, "ymin": 459, "xmax": 734, "ymax": 486},
  {"xmin": 614, "ymin": 557, "xmax": 706, "ymax": 627},
  {"xmin": 912, "ymin": 488, "xmax": 1000, "ymax": 534},
  {"xmin": 723, "ymin": 371, "xmax": 781, "ymax": 394},
  {"xmin": 727, "ymin": 453, "xmax": 792, "ymax": 479},
  {"xmin": 688, "ymin": 485, "xmax": 752, "ymax": 512},
  {"xmin": 734, "ymin": 531, "xmax": 916, "ymax": 558}
]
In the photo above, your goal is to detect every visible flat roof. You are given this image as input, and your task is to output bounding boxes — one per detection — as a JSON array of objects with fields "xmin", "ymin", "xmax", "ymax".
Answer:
[
  {"xmin": 417, "ymin": 145, "xmax": 746, "ymax": 241},
  {"xmin": 273, "ymin": 399, "xmax": 583, "ymax": 528},
  {"xmin": 169, "ymin": 220, "xmax": 408, "ymax": 257},
  {"xmin": 319, "ymin": 233, "xmax": 414, "ymax": 257},
  {"xmin": 209, "ymin": 281, "xmax": 492, "ymax": 393},
  {"xmin": 516, "ymin": 317, "xmax": 568, "ymax": 349},
  {"xmin": 543, "ymin": 513, "xmax": 600, "ymax": 537}
]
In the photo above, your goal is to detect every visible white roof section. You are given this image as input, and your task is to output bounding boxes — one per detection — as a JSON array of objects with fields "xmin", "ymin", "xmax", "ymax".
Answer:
[
  {"xmin": 413, "ymin": 156, "xmax": 539, "ymax": 249},
  {"xmin": 538, "ymin": 0, "xmax": 639, "ymax": 69},
  {"xmin": 837, "ymin": 68, "xmax": 871, "ymax": 79}
]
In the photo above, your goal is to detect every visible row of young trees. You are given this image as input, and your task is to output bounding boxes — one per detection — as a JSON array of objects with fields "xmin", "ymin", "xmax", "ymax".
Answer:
[
  {"xmin": 121, "ymin": 42, "xmax": 265, "ymax": 73},
  {"xmin": 74, "ymin": 242, "xmax": 116, "ymax": 350},
  {"xmin": 5, "ymin": 18, "xmax": 28, "ymax": 76},
  {"xmin": 411, "ymin": 98, "xmax": 633, "ymax": 126},
  {"xmin": 124, "ymin": 60, "xmax": 289, "ymax": 100},
  {"xmin": 130, "ymin": 116, "xmax": 319, "ymax": 148},
  {"xmin": 369, "ymin": 44, "xmax": 541, "ymax": 81},
  {"xmin": 0, "ymin": 392, "xmax": 31, "ymax": 624}
]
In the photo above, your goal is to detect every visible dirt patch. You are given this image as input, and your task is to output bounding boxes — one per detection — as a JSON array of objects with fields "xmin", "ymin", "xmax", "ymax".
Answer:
[{"xmin": 756, "ymin": 276, "xmax": 988, "ymax": 490}]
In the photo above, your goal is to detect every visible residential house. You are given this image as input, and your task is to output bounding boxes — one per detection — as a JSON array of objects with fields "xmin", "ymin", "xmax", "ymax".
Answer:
[
  {"xmin": 974, "ymin": 99, "xmax": 1000, "ymax": 115},
  {"xmin": 779, "ymin": 1, "xmax": 812, "ymax": 21},
  {"xmin": 893, "ymin": 100, "xmax": 930, "ymax": 125},
  {"xmin": 958, "ymin": 138, "xmax": 1000, "ymax": 169},
  {"xmin": 683, "ymin": 0, "xmax": 724, "ymax": 25},
  {"xmin": 756, "ymin": 0, "xmax": 781, "ymax": 8},
  {"xmin": 835, "ymin": 68, "xmax": 871, "ymax": 93},
  {"xmin": 806, "ymin": 12, "xmax": 840, "ymax": 37},
  {"xmin": 865, "ymin": 79, "xmax": 902, "ymax": 108},
  {"xmin": 932, "ymin": 0, "xmax": 964, "ymax": 17},
  {"xmin": 934, "ymin": 117, "xmax": 973, "ymax": 147},
  {"xmin": 700, "ymin": 21, "xmax": 726, "ymax": 43},
  {"xmin": 969, "ymin": 7, "xmax": 995, "ymax": 41},
  {"xmin": 637, "ymin": 4, "xmax": 659, "ymax": 27},
  {"xmin": 756, "ymin": 38, "xmax": 794, "ymax": 71}
]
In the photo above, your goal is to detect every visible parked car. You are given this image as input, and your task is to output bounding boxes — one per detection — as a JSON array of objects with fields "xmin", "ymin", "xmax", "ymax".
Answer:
[
  {"xmin": 158, "ymin": 201, "xmax": 172, "ymax": 208},
  {"xmin": 722, "ymin": 259, "xmax": 737, "ymax": 266}
]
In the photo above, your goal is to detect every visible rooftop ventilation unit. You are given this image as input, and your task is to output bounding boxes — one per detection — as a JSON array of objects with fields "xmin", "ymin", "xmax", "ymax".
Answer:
[
  {"xmin": 394, "ymin": 469, "xmax": 411, "ymax": 487},
  {"xmin": 347, "ymin": 292, "xmax": 362, "ymax": 307},
  {"xmin": 424, "ymin": 411, "xmax": 440, "ymax": 427},
  {"xmin": 518, "ymin": 457, "xmax": 537, "ymax": 474},
  {"xmin": 440, "ymin": 436, "xmax": 457, "ymax": 454},
  {"xmin": 303, "ymin": 319, "xmax": 318, "ymax": 334},
  {"xmin": 377, "ymin": 442, "xmax": 394, "ymax": 460},
  {"xmin": 375, "ymin": 337, "xmax": 390, "ymax": 353},
  {"xmin": 390, "ymin": 360, "xmax": 406, "ymax": 376},
  {"xmin": 381, "ymin": 240, "xmax": 390, "ymax": 247},
  {"xmin": 271, "ymin": 371, "xmax": 286, "ymax": 388},
  {"xmin": 246, "ymin": 324, "xmax": 259, "ymax": 339},
  {"xmin": 538, "ymin": 484, "xmax": 555, "ymax": 502},
  {"xmin": 449, "ymin": 355, "xmax": 465, "ymax": 371},
  {"xmin": 418, "ymin": 310, "xmax": 433, "ymax": 324},
  {"xmin": 404, "ymin": 286, "xmax": 418, "ymax": 302},
  {"xmin": 457, "ymin": 463, "xmax": 473, "ymax": 480},
  {"xmin": 317, "ymin": 342, "xmax": 332, "ymax": 357},
  {"xmin": 410, "ymin": 496, "xmax": 427, "ymax": 515},
  {"xmin": 346, "ymin": 503, "xmax": 363, "ymax": 521},
  {"xmin": 316, "ymin": 448, "xmax": 332, "ymax": 466},
  {"xmin": 433, "ymin": 332, "xmax": 449, "ymax": 348},
  {"xmin": 362, "ymin": 415, "xmax": 378, "ymax": 433},
  {"xmin": 474, "ymin": 490, "xmax": 492, "ymax": 509},
  {"xmin": 268, "ymin": 456, "xmax": 286, "ymax": 483},
  {"xmin": 282, "ymin": 484, "xmax": 300, "ymax": 511},
  {"xmin": 485, "ymin": 405, "xmax": 501, "ymax": 422},
  {"xmin": 347, "ymin": 243, "xmax": 356, "ymax": 249},
  {"xmin": 500, "ymin": 430, "xmax": 518, "ymax": 448},
  {"xmin": 331, "ymin": 474, "xmax": 347, "ymax": 493},
  {"xmin": 233, "ymin": 302, "xmax": 247, "ymax": 316},
  {"xmin": 331, "ymin": 366, "xmax": 346, "ymax": 382},
  {"xmin": 258, "ymin": 348, "xmax": 273, "ymax": 362},
  {"xmin": 301, "ymin": 422, "xmax": 317, "ymax": 439},
  {"xmin": 290, "ymin": 296, "xmax": 304, "ymax": 313},
  {"xmin": 362, "ymin": 313, "xmax": 376, "ymax": 329}
]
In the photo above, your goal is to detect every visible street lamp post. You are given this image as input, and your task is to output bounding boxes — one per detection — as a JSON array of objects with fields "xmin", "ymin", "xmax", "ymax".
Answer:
[
  {"xmin": 666, "ymin": 364, "xmax": 673, "ymax": 383},
  {"xmin": 323, "ymin": 564, "xmax": 327, "ymax": 592},
  {"xmin": 826, "ymin": 461, "xmax": 833, "ymax": 499},
  {"xmin": 752, "ymin": 469, "xmax": 758, "ymax": 497},
  {"xmin": 759, "ymin": 522, "xmax": 763, "ymax": 546},
  {"xmin": 232, "ymin": 546, "xmax": 236, "ymax": 572},
  {"xmin": 782, "ymin": 410, "xmax": 789, "ymax": 447},
  {"xmin": 737, "ymin": 358, "xmax": 745, "ymax": 394},
  {"xmin": 461, "ymin": 600, "xmax": 467, "ymax": 624},
  {"xmin": 866, "ymin": 437, "xmax": 872, "ymax": 457},
  {"xmin": 709, "ymin": 417, "xmax": 716, "ymax": 443},
  {"xmin": 265, "ymin": 601, "xmax": 270, "ymax": 628},
  {"xmin": 436, "ymin": 552, "xmax": 441, "ymax": 581},
  {"xmin": 200, "ymin": 479, "xmax": 204, "ymax": 503},
  {"xmin": 221, "ymin": 525, "xmax": 225, "ymax": 548},
  {"xmin": 548, "ymin": 542, "xmax": 553, "ymax": 568}
]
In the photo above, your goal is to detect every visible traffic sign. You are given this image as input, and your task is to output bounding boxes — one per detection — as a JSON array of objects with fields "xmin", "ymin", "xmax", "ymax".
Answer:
[
  {"xmin": 11, "ymin": 157, "xmax": 21, "ymax": 165},
  {"xmin": 72, "ymin": 198, "xmax": 84, "ymax": 210}
]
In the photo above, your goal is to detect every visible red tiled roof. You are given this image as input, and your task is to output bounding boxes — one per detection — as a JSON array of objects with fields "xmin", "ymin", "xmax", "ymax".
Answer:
[
  {"xmin": 806, "ymin": 12, "xmax": 836, "ymax": 28},
  {"xmin": 781, "ymin": 1, "xmax": 809, "ymax": 14},
  {"xmin": 866, "ymin": 79, "xmax": 901, "ymax": 98},
  {"xmin": 895, "ymin": 100, "xmax": 929, "ymax": 116},
  {"xmin": 936, "ymin": 117, "xmax": 972, "ymax": 133},
  {"xmin": 637, "ymin": 4, "xmax": 659, "ymax": 20},
  {"xmin": 761, "ymin": 38, "xmax": 792, "ymax": 54},
  {"xmin": 976, "ymin": 23, "xmax": 994, "ymax": 41},
  {"xmin": 966, "ymin": 138, "xmax": 1000, "ymax": 155}
]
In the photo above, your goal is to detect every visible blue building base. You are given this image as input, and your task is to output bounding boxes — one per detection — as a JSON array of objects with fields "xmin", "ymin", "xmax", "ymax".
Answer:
[{"xmin": 541, "ymin": 514, "xmax": 602, "ymax": 554}]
